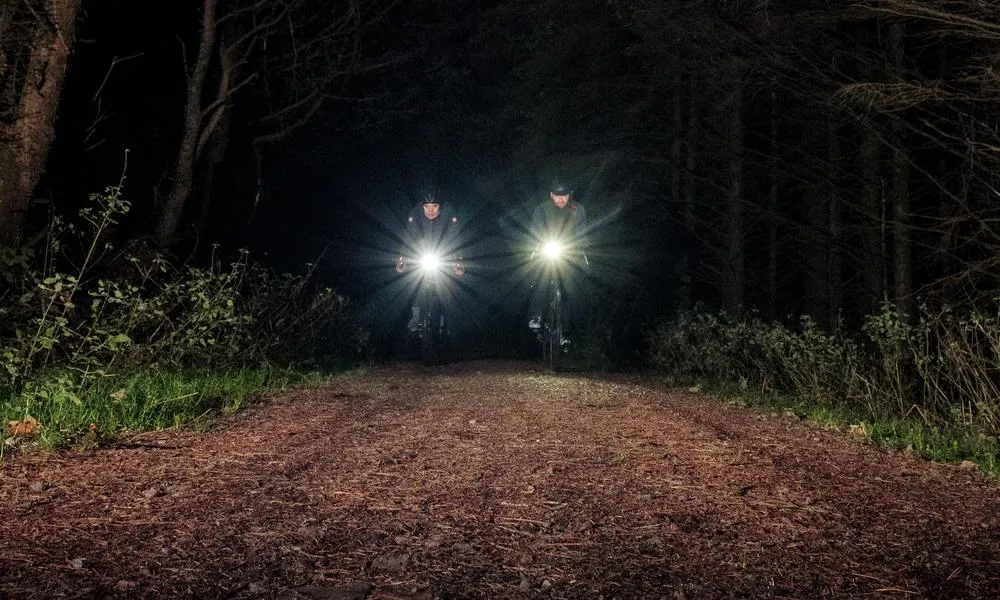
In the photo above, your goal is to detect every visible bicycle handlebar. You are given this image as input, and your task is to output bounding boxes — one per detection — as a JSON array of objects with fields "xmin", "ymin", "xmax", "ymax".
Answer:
[{"xmin": 396, "ymin": 252, "xmax": 464, "ymax": 275}]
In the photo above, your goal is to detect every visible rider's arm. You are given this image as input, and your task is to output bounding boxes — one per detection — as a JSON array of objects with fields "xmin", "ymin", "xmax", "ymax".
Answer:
[
  {"xmin": 397, "ymin": 207, "xmax": 420, "ymax": 272},
  {"xmin": 529, "ymin": 203, "xmax": 546, "ymax": 259},
  {"xmin": 442, "ymin": 205, "xmax": 464, "ymax": 275},
  {"xmin": 571, "ymin": 203, "xmax": 591, "ymax": 271}
]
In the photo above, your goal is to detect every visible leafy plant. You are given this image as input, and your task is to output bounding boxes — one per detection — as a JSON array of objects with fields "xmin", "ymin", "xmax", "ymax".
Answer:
[
  {"xmin": 647, "ymin": 302, "xmax": 1000, "ymax": 437},
  {"xmin": 0, "ymin": 174, "xmax": 369, "ymax": 450}
]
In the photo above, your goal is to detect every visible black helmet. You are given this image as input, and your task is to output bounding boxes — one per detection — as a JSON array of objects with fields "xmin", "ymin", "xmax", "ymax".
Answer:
[
  {"xmin": 549, "ymin": 179, "xmax": 573, "ymax": 195},
  {"xmin": 421, "ymin": 188, "xmax": 440, "ymax": 205}
]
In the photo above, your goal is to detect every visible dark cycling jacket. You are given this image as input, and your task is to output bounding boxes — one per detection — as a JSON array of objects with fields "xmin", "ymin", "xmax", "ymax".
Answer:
[
  {"xmin": 404, "ymin": 203, "xmax": 461, "ymax": 255},
  {"xmin": 531, "ymin": 200, "xmax": 587, "ymax": 245}
]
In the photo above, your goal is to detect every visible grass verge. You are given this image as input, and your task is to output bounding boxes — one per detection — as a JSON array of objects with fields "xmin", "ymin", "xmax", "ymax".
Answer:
[
  {"xmin": 710, "ymin": 384, "xmax": 1000, "ymax": 478},
  {"xmin": 1, "ymin": 366, "xmax": 331, "ymax": 454}
]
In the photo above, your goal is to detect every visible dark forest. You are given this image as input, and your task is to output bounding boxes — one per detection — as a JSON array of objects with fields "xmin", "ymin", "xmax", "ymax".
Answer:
[
  {"xmin": 4, "ymin": 0, "xmax": 1000, "ymax": 442},
  {"xmin": 4, "ymin": 3, "xmax": 1000, "ymax": 598}
]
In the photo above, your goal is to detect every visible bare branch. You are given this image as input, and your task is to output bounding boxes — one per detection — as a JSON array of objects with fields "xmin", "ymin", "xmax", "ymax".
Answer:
[
  {"xmin": 253, "ymin": 94, "xmax": 324, "ymax": 145},
  {"xmin": 866, "ymin": 0, "xmax": 1000, "ymax": 37},
  {"xmin": 91, "ymin": 52, "xmax": 144, "ymax": 102}
]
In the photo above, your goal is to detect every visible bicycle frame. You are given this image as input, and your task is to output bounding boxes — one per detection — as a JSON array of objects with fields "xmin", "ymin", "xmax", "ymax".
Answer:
[
  {"xmin": 400, "ymin": 250, "xmax": 460, "ymax": 360},
  {"xmin": 533, "ymin": 239, "xmax": 574, "ymax": 369},
  {"xmin": 539, "ymin": 278, "xmax": 563, "ymax": 369},
  {"xmin": 415, "ymin": 275, "xmax": 446, "ymax": 353}
]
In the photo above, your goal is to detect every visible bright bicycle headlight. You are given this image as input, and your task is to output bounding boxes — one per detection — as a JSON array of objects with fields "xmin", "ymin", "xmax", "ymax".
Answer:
[
  {"xmin": 418, "ymin": 253, "xmax": 442, "ymax": 271},
  {"xmin": 542, "ymin": 240, "xmax": 564, "ymax": 261}
]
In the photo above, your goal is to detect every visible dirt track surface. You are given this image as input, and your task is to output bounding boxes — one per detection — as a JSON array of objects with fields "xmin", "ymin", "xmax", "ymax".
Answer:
[{"xmin": 2, "ymin": 359, "xmax": 999, "ymax": 599}]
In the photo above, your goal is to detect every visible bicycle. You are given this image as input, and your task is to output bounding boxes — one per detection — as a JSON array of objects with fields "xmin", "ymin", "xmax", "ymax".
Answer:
[
  {"xmin": 538, "ymin": 277, "xmax": 566, "ymax": 370},
  {"xmin": 531, "ymin": 239, "xmax": 583, "ymax": 370},
  {"xmin": 397, "ymin": 251, "xmax": 463, "ymax": 361}
]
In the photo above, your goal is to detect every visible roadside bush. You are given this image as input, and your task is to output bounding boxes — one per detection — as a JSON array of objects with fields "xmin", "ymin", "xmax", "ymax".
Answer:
[
  {"xmin": 0, "ymin": 177, "xmax": 368, "ymax": 446},
  {"xmin": 646, "ymin": 308, "xmax": 859, "ymax": 400},
  {"xmin": 237, "ymin": 261, "xmax": 369, "ymax": 366},
  {"xmin": 647, "ymin": 302, "xmax": 1000, "ymax": 435},
  {"xmin": 646, "ymin": 307, "xmax": 746, "ymax": 383},
  {"xmin": 907, "ymin": 302, "xmax": 1000, "ymax": 433}
]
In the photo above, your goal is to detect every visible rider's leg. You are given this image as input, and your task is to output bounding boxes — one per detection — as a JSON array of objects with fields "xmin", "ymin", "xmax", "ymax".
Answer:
[
  {"xmin": 410, "ymin": 282, "xmax": 430, "ymax": 331},
  {"xmin": 561, "ymin": 292, "xmax": 572, "ymax": 344},
  {"xmin": 433, "ymin": 296, "xmax": 446, "ymax": 339},
  {"xmin": 528, "ymin": 280, "xmax": 545, "ymax": 329}
]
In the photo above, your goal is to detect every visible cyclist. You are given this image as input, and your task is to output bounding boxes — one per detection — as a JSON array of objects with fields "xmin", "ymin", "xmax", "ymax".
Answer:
[
  {"xmin": 527, "ymin": 178, "xmax": 588, "ymax": 344},
  {"xmin": 396, "ymin": 188, "xmax": 464, "ymax": 331}
]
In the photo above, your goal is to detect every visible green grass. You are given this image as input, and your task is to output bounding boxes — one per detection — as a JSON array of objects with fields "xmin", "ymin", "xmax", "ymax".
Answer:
[
  {"xmin": 710, "ymin": 384, "xmax": 1000, "ymax": 478},
  {"xmin": 1, "ymin": 365, "xmax": 331, "ymax": 452}
]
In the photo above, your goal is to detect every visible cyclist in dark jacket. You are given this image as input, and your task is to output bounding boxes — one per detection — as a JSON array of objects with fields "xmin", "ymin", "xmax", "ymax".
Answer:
[
  {"xmin": 396, "ymin": 189, "xmax": 464, "ymax": 331},
  {"xmin": 530, "ymin": 181, "xmax": 587, "ymax": 247},
  {"xmin": 528, "ymin": 179, "xmax": 588, "ymax": 344}
]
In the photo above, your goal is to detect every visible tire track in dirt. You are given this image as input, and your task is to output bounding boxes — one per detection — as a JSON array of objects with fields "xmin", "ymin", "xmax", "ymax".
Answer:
[{"xmin": 1, "ymin": 359, "xmax": 999, "ymax": 599}]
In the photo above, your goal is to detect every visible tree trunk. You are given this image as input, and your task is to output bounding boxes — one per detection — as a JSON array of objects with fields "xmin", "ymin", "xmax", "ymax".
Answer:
[
  {"xmin": 156, "ymin": 0, "xmax": 218, "ymax": 250},
  {"xmin": 806, "ymin": 113, "xmax": 843, "ymax": 328},
  {"xmin": 683, "ymin": 74, "xmax": 699, "ymax": 309},
  {"xmin": 805, "ymin": 177, "xmax": 829, "ymax": 326},
  {"xmin": 192, "ymin": 13, "xmax": 243, "ymax": 236},
  {"xmin": 193, "ymin": 116, "xmax": 229, "ymax": 235},
  {"xmin": 827, "ymin": 113, "xmax": 842, "ymax": 328},
  {"xmin": 767, "ymin": 85, "xmax": 779, "ymax": 319},
  {"xmin": 673, "ymin": 74, "xmax": 691, "ymax": 309},
  {"xmin": 889, "ymin": 21, "xmax": 913, "ymax": 319},
  {"xmin": 0, "ymin": 0, "xmax": 79, "ymax": 248},
  {"xmin": 722, "ymin": 82, "xmax": 744, "ymax": 313},
  {"xmin": 860, "ymin": 114, "xmax": 884, "ymax": 309}
]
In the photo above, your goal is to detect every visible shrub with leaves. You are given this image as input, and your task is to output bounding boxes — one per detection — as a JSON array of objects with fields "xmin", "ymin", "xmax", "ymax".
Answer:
[
  {"xmin": 648, "ymin": 302, "xmax": 1000, "ymax": 436},
  {"xmin": 235, "ymin": 261, "xmax": 369, "ymax": 366},
  {"xmin": 0, "ymin": 176, "xmax": 368, "ymax": 445}
]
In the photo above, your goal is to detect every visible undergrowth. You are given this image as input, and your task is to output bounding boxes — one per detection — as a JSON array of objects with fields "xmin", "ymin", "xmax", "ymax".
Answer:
[
  {"xmin": 1, "ymin": 172, "xmax": 368, "ymax": 453},
  {"xmin": 717, "ymin": 387, "xmax": 1000, "ymax": 478},
  {"xmin": 648, "ymin": 304, "xmax": 1000, "ymax": 477}
]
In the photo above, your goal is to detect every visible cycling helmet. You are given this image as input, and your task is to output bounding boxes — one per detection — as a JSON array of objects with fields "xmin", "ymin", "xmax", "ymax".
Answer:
[
  {"xmin": 549, "ymin": 179, "xmax": 573, "ymax": 195},
  {"xmin": 421, "ymin": 188, "xmax": 440, "ymax": 205}
]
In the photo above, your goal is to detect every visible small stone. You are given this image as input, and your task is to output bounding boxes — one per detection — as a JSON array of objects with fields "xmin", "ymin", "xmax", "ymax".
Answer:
[
  {"xmin": 29, "ymin": 481, "xmax": 49, "ymax": 492},
  {"xmin": 371, "ymin": 553, "xmax": 408, "ymax": 572},
  {"xmin": 245, "ymin": 582, "xmax": 264, "ymax": 595}
]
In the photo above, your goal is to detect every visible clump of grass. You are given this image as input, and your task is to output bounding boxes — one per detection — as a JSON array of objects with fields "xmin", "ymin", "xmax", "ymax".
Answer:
[{"xmin": 2, "ymin": 366, "xmax": 324, "ymax": 452}]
